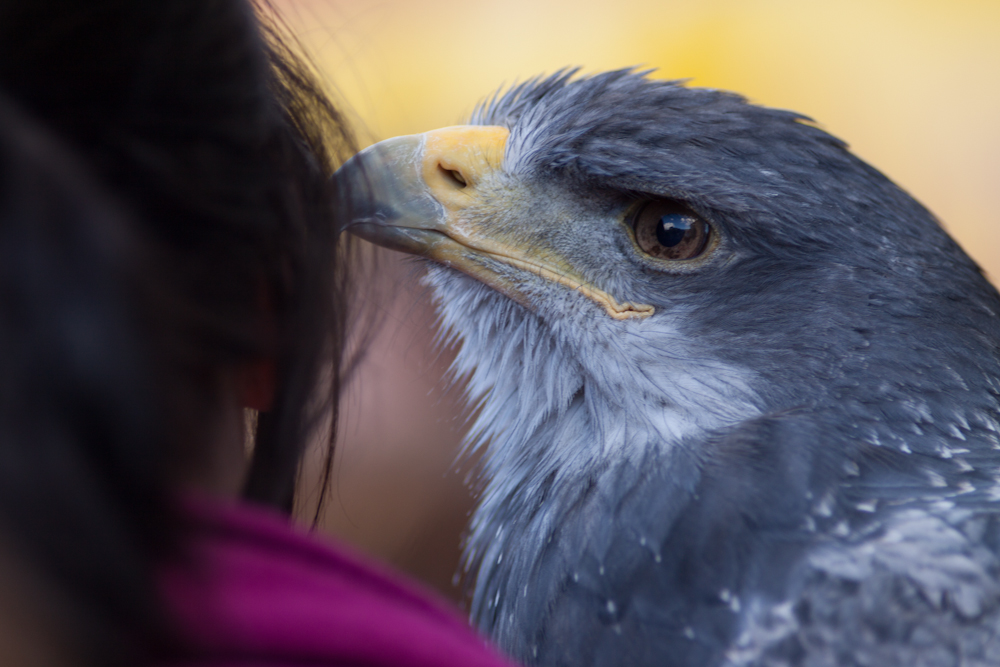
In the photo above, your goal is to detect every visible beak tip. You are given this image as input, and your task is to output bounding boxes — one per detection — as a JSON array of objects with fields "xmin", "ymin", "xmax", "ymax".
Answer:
[{"xmin": 333, "ymin": 133, "xmax": 448, "ymax": 239}]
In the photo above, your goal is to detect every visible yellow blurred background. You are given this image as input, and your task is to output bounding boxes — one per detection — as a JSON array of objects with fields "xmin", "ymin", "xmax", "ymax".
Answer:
[{"xmin": 282, "ymin": 0, "xmax": 1000, "ymax": 604}]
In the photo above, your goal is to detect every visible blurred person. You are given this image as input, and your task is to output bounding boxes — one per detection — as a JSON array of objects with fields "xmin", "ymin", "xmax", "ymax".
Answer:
[{"xmin": 0, "ymin": 2, "xmax": 514, "ymax": 666}]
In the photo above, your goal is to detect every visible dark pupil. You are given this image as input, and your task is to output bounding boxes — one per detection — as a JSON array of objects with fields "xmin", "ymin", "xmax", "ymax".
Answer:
[{"xmin": 657, "ymin": 214, "xmax": 691, "ymax": 247}]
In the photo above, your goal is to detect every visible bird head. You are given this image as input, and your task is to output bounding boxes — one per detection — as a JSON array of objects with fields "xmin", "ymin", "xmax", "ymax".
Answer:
[{"xmin": 337, "ymin": 69, "xmax": 994, "ymax": 476}]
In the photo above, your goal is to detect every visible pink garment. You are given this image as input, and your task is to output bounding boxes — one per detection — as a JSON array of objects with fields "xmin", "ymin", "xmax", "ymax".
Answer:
[{"xmin": 159, "ymin": 495, "xmax": 517, "ymax": 667}]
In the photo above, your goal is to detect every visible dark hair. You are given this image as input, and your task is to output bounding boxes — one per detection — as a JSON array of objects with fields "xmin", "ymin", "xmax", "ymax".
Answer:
[{"xmin": 0, "ymin": 0, "xmax": 355, "ymax": 663}]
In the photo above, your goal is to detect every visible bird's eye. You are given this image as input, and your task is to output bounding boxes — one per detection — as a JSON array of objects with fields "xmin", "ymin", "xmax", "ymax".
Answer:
[{"xmin": 630, "ymin": 201, "xmax": 711, "ymax": 261}]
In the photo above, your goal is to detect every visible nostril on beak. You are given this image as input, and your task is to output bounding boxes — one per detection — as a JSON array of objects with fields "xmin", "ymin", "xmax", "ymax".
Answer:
[{"xmin": 440, "ymin": 164, "xmax": 467, "ymax": 187}]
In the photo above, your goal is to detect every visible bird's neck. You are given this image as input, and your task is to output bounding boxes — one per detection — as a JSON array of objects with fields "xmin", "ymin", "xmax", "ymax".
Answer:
[{"xmin": 427, "ymin": 270, "xmax": 763, "ymax": 628}]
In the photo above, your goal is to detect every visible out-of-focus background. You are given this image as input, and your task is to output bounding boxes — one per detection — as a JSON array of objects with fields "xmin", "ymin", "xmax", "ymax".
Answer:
[{"xmin": 283, "ymin": 0, "xmax": 1000, "ymax": 605}]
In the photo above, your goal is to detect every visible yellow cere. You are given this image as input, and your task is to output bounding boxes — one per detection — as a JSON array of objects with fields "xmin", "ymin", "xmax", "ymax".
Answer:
[{"xmin": 421, "ymin": 125, "xmax": 510, "ymax": 212}]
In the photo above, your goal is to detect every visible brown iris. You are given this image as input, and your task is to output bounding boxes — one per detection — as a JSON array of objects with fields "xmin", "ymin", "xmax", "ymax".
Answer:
[{"xmin": 631, "ymin": 200, "xmax": 711, "ymax": 261}]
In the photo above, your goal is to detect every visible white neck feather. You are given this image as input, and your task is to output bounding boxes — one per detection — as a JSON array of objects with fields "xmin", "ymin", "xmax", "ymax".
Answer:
[{"xmin": 424, "ymin": 265, "xmax": 761, "ymax": 500}]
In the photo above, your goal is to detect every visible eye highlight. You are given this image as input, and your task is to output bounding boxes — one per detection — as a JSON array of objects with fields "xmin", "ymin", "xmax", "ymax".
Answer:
[{"xmin": 630, "ymin": 200, "xmax": 711, "ymax": 261}]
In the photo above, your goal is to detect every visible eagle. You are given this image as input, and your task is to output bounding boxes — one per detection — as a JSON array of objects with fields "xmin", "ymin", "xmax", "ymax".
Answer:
[{"xmin": 335, "ymin": 69, "xmax": 1000, "ymax": 667}]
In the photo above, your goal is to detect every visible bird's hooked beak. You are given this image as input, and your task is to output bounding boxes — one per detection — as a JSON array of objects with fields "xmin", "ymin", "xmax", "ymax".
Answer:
[{"xmin": 334, "ymin": 125, "xmax": 653, "ymax": 320}]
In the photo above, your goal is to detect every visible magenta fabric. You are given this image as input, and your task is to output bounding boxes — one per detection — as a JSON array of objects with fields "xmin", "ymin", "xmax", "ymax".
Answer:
[{"xmin": 159, "ymin": 495, "xmax": 517, "ymax": 667}]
